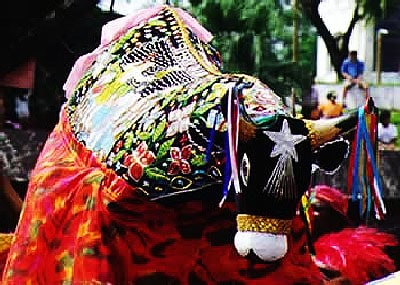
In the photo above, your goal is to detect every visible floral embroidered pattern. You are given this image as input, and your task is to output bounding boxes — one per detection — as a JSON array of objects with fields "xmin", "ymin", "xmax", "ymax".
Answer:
[
  {"xmin": 123, "ymin": 142, "xmax": 156, "ymax": 182},
  {"xmin": 167, "ymin": 145, "xmax": 192, "ymax": 175},
  {"xmin": 105, "ymin": 77, "xmax": 234, "ymax": 199},
  {"xmin": 166, "ymin": 104, "xmax": 195, "ymax": 137}
]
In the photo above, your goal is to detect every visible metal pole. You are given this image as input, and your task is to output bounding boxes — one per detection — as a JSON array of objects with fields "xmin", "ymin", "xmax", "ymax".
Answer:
[
  {"xmin": 291, "ymin": 87, "xmax": 296, "ymax": 117},
  {"xmin": 376, "ymin": 32, "xmax": 382, "ymax": 85}
]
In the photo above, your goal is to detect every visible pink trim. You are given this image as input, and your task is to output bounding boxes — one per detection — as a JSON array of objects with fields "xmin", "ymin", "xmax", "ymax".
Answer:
[
  {"xmin": 63, "ymin": 47, "xmax": 103, "ymax": 98},
  {"xmin": 100, "ymin": 5, "xmax": 165, "ymax": 47},
  {"xmin": 175, "ymin": 7, "xmax": 213, "ymax": 43}
]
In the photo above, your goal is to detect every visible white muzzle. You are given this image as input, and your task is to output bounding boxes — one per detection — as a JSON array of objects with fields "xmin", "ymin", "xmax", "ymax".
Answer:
[
  {"xmin": 234, "ymin": 232, "xmax": 288, "ymax": 261},
  {"xmin": 235, "ymin": 214, "xmax": 292, "ymax": 262}
]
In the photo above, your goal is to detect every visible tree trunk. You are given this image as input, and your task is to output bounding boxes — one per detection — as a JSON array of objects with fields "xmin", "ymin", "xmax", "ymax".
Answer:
[{"xmin": 299, "ymin": 0, "xmax": 361, "ymax": 79}]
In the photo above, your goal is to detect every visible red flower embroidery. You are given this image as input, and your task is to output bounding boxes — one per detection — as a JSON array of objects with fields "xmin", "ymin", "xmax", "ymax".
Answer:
[
  {"xmin": 167, "ymin": 145, "xmax": 192, "ymax": 175},
  {"xmin": 124, "ymin": 142, "xmax": 155, "ymax": 182}
]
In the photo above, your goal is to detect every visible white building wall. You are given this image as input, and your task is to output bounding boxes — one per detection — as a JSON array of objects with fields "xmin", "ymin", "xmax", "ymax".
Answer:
[
  {"xmin": 315, "ymin": 0, "xmax": 399, "ymax": 85},
  {"xmin": 315, "ymin": 0, "xmax": 373, "ymax": 83}
]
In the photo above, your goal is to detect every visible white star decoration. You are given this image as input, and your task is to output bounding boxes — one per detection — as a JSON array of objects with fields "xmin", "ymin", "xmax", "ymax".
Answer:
[
  {"xmin": 262, "ymin": 119, "xmax": 307, "ymax": 200},
  {"xmin": 264, "ymin": 119, "xmax": 306, "ymax": 162}
]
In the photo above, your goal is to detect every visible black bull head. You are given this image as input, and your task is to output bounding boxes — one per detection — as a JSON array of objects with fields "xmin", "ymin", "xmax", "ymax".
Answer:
[{"xmin": 234, "ymin": 111, "xmax": 360, "ymax": 261}]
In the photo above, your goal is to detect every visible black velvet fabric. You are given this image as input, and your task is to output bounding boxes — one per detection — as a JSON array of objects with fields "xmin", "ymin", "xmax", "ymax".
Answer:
[{"xmin": 236, "ymin": 116, "xmax": 312, "ymax": 219}]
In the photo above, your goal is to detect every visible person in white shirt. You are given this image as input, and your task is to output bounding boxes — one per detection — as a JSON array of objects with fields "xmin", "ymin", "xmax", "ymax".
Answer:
[{"xmin": 378, "ymin": 109, "xmax": 398, "ymax": 150}]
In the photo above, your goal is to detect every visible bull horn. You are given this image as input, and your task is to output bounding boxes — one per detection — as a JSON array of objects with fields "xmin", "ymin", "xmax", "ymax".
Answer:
[
  {"xmin": 303, "ymin": 113, "xmax": 358, "ymax": 149},
  {"xmin": 304, "ymin": 97, "xmax": 376, "ymax": 148}
]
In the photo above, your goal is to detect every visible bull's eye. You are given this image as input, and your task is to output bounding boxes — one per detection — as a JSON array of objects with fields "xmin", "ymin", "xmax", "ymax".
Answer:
[{"xmin": 240, "ymin": 153, "xmax": 250, "ymax": 187}]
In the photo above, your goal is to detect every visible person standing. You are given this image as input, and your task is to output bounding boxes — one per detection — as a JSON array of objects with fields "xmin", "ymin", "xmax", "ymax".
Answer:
[{"xmin": 341, "ymin": 50, "xmax": 369, "ymax": 106}]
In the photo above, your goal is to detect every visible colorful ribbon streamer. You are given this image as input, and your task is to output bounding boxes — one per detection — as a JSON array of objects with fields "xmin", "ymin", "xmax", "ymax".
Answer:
[{"xmin": 349, "ymin": 106, "xmax": 386, "ymax": 220}]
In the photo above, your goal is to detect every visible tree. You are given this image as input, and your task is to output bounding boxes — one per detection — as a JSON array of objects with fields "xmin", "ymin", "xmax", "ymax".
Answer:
[
  {"xmin": 188, "ymin": 0, "xmax": 317, "ymax": 98},
  {"xmin": 299, "ymin": 0, "xmax": 397, "ymax": 78}
]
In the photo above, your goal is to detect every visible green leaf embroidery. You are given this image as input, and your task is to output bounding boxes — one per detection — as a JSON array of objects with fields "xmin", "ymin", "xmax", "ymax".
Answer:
[
  {"xmin": 206, "ymin": 83, "xmax": 227, "ymax": 102},
  {"xmin": 124, "ymin": 132, "xmax": 134, "ymax": 149},
  {"xmin": 161, "ymin": 96, "xmax": 175, "ymax": 110},
  {"xmin": 112, "ymin": 150, "xmax": 126, "ymax": 163},
  {"xmin": 152, "ymin": 119, "xmax": 167, "ymax": 142},
  {"xmin": 177, "ymin": 90, "xmax": 192, "ymax": 103},
  {"xmin": 111, "ymin": 29, "xmax": 136, "ymax": 53},
  {"xmin": 144, "ymin": 167, "xmax": 169, "ymax": 181},
  {"xmin": 95, "ymin": 80, "xmax": 131, "ymax": 104},
  {"xmin": 191, "ymin": 154, "xmax": 207, "ymax": 166},
  {"xmin": 138, "ymin": 132, "xmax": 151, "ymax": 141},
  {"xmin": 148, "ymin": 19, "xmax": 167, "ymax": 27},
  {"xmin": 115, "ymin": 83, "xmax": 132, "ymax": 98},
  {"xmin": 75, "ymin": 73, "xmax": 92, "ymax": 91},
  {"xmin": 188, "ymin": 79, "xmax": 217, "ymax": 98},
  {"xmin": 157, "ymin": 138, "xmax": 175, "ymax": 159},
  {"xmin": 193, "ymin": 103, "xmax": 217, "ymax": 116}
]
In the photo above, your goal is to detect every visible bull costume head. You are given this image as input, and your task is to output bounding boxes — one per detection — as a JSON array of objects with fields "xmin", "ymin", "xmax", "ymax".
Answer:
[
  {"xmin": 234, "ymin": 114, "xmax": 357, "ymax": 261},
  {"xmin": 62, "ymin": 5, "xmax": 365, "ymax": 261},
  {"xmin": 63, "ymin": 5, "xmax": 360, "ymax": 262}
]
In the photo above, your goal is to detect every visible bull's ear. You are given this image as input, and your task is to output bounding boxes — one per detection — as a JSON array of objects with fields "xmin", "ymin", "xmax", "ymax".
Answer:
[{"xmin": 313, "ymin": 139, "xmax": 349, "ymax": 174}]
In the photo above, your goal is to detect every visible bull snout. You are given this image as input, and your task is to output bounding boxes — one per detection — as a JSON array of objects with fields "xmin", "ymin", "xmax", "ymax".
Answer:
[{"xmin": 234, "ymin": 214, "xmax": 292, "ymax": 262}]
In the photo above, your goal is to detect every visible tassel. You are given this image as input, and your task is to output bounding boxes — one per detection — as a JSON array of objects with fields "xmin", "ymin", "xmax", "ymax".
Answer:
[
  {"xmin": 220, "ymin": 132, "xmax": 232, "ymax": 208},
  {"xmin": 348, "ymin": 106, "xmax": 386, "ymax": 221},
  {"xmin": 219, "ymin": 84, "xmax": 241, "ymax": 207}
]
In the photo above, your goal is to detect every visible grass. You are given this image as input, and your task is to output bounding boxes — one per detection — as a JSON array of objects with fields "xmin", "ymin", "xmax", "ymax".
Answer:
[
  {"xmin": 390, "ymin": 111, "xmax": 400, "ymax": 124},
  {"xmin": 388, "ymin": 110, "xmax": 400, "ymax": 149}
]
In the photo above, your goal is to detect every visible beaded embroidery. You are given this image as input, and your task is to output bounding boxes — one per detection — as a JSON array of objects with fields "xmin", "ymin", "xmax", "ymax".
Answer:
[{"xmin": 67, "ymin": 6, "xmax": 284, "ymax": 199}]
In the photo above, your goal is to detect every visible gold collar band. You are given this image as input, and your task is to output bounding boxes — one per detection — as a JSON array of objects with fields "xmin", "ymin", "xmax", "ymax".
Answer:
[{"xmin": 236, "ymin": 214, "xmax": 292, "ymax": 235}]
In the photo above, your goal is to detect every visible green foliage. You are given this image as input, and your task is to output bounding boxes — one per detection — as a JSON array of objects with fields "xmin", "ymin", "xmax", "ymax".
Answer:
[
  {"xmin": 388, "ymin": 110, "xmax": 400, "ymax": 148},
  {"xmin": 359, "ymin": 0, "xmax": 399, "ymax": 21},
  {"xmin": 189, "ymin": 0, "xmax": 317, "ymax": 99}
]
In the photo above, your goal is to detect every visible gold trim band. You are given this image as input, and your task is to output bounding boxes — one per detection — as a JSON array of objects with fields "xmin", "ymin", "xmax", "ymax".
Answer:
[
  {"xmin": 305, "ymin": 120, "xmax": 319, "ymax": 148},
  {"xmin": 236, "ymin": 214, "xmax": 292, "ymax": 235}
]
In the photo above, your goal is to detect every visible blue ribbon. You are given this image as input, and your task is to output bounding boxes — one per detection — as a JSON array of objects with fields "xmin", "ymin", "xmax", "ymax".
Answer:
[
  {"xmin": 222, "ymin": 132, "xmax": 232, "ymax": 200},
  {"xmin": 351, "ymin": 107, "xmax": 383, "ymax": 218},
  {"xmin": 205, "ymin": 112, "xmax": 218, "ymax": 164}
]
